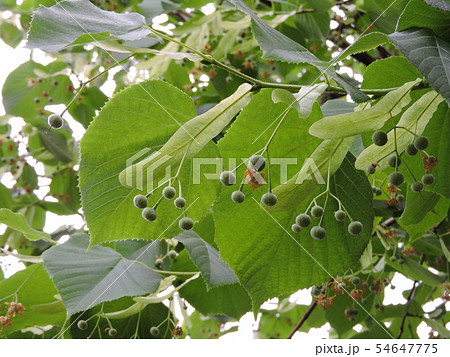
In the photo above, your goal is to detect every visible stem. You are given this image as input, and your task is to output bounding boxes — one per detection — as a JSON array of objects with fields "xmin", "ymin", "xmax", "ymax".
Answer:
[
  {"xmin": 61, "ymin": 54, "xmax": 133, "ymax": 116},
  {"xmin": 146, "ymin": 27, "xmax": 413, "ymax": 96},
  {"xmin": 287, "ymin": 300, "xmax": 318, "ymax": 339}
]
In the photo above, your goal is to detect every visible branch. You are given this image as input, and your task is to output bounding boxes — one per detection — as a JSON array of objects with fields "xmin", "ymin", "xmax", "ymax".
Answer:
[
  {"xmin": 287, "ymin": 300, "xmax": 318, "ymax": 339},
  {"xmin": 397, "ymin": 280, "xmax": 418, "ymax": 339}
]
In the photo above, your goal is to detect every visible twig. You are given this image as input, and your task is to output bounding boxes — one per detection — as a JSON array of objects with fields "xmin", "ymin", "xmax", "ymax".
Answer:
[
  {"xmin": 287, "ymin": 300, "xmax": 318, "ymax": 339},
  {"xmin": 397, "ymin": 280, "xmax": 417, "ymax": 339}
]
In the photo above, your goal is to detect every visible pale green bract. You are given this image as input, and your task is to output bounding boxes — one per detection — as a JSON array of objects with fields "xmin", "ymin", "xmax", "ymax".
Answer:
[
  {"xmin": 309, "ymin": 79, "xmax": 421, "ymax": 140},
  {"xmin": 354, "ymin": 90, "xmax": 443, "ymax": 170}
]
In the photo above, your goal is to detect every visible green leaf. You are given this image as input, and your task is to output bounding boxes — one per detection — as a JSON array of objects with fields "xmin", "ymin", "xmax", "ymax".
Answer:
[
  {"xmin": 173, "ymin": 230, "xmax": 238, "ymax": 289},
  {"xmin": 272, "ymin": 138, "xmax": 353, "ymax": 211},
  {"xmin": 215, "ymin": 154, "xmax": 373, "ymax": 310},
  {"xmin": 439, "ymin": 237, "xmax": 450, "ymax": 262},
  {"xmin": 171, "ymin": 252, "xmax": 251, "ymax": 320},
  {"xmin": 0, "ymin": 264, "xmax": 65, "ymax": 336},
  {"xmin": 271, "ymin": 83, "xmax": 327, "ymax": 119},
  {"xmin": 423, "ymin": 317, "xmax": 450, "ymax": 338},
  {"xmin": 118, "ymin": 83, "xmax": 252, "ymax": 190},
  {"xmin": 397, "ymin": 0, "xmax": 450, "ymax": 41},
  {"xmin": 0, "ymin": 208, "xmax": 51, "ymax": 242},
  {"xmin": 79, "ymin": 80, "xmax": 220, "ymax": 246},
  {"xmin": 49, "ymin": 167, "xmax": 81, "ymax": 214},
  {"xmin": 1, "ymin": 60, "xmax": 73, "ymax": 119},
  {"xmin": 361, "ymin": 57, "xmax": 422, "ymax": 90},
  {"xmin": 228, "ymin": 0, "xmax": 369, "ymax": 102},
  {"xmin": 320, "ymin": 99, "xmax": 356, "ymax": 117},
  {"xmin": 387, "ymin": 256, "xmax": 445, "ymax": 286},
  {"xmin": 389, "ymin": 28, "xmax": 450, "ymax": 104},
  {"xmin": 26, "ymin": 0, "xmax": 151, "ymax": 52},
  {"xmin": 401, "ymin": 195, "xmax": 449, "ymax": 242},
  {"xmin": 186, "ymin": 311, "xmax": 238, "ymax": 339},
  {"xmin": 400, "ymin": 191, "xmax": 441, "ymax": 225},
  {"xmin": 39, "ymin": 128, "xmax": 73, "ymax": 163},
  {"xmin": 332, "ymin": 32, "xmax": 388, "ymax": 63},
  {"xmin": 354, "ymin": 90, "xmax": 443, "ymax": 170},
  {"xmin": 42, "ymin": 234, "xmax": 163, "ymax": 316},
  {"xmin": 68, "ymin": 87, "xmax": 108, "ymax": 128},
  {"xmin": 309, "ymin": 79, "xmax": 421, "ymax": 140},
  {"xmin": 0, "ymin": 182, "xmax": 13, "ymax": 209}
]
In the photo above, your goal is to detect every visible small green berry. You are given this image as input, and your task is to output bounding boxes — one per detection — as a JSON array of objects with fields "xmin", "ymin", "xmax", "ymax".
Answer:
[
  {"xmin": 48, "ymin": 113, "xmax": 63, "ymax": 129},
  {"xmin": 390, "ymin": 256, "xmax": 397, "ymax": 262},
  {"xmin": 311, "ymin": 205, "xmax": 324, "ymax": 218},
  {"xmin": 411, "ymin": 181, "xmax": 424, "ymax": 192},
  {"xmin": 372, "ymin": 186, "xmax": 382, "ymax": 196},
  {"xmin": 405, "ymin": 143, "xmax": 418, "ymax": 156},
  {"xmin": 52, "ymin": 80, "xmax": 58, "ymax": 86},
  {"xmin": 174, "ymin": 197, "xmax": 186, "ymax": 209},
  {"xmin": 33, "ymin": 97, "xmax": 40, "ymax": 103},
  {"xmin": 231, "ymin": 190, "xmax": 245, "ymax": 204},
  {"xmin": 261, "ymin": 192, "xmax": 277, "ymax": 207},
  {"xmin": 77, "ymin": 320, "xmax": 88, "ymax": 330},
  {"xmin": 296, "ymin": 213, "xmax": 311, "ymax": 227},
  {"xmin": 48, "ymin": 97, "xmax": 53, "ymax": 103},
  {"xmin": 291, "ymin": 223, "xmax": 302, "ymax": 233},
  {"xmin": 421, "ymin": 173, "xmax": 435, "ymax": 186},
  {"xmin": 366, "ymin": 165, "xmax": 376, "ymax": 175},
  {"xmin": 155, "ymin": 258, "xmax": 164, "ymax": 267},
  {"xmin": 179, "ymin": 217, "xmax": 194, "ymax": 230},
  {"xmin": 162, "ymin": 186, "xmax": 176, "ymax": 199},
  {"xmin": 414, "ymin": 136, "xmax": 429, "ymax": 151},
  {"xmin": 396, "ymin": 194, "xmax": 405, "ymax": 202},
  {"xmin": 168, "ymin": 250, "xmax": 178, "ymax": 259},
  {"xmin": 311, "ymin": 286, "xmax": 323, "ymax": 296},
  {"xmin": 133, "ymin": 194, "xmax": 148, "ymax": 209},
  {"xmin": 150, "ymin": 326, "xmax": 160, "ymax": 336},
  {"xmin": 248, "ymin": 154, "xmax": 266, "ymax": 171},
  {"xmin": 348, "ymin": 221, "xmax": 363, "ymax": 235},
  {"xmin": 334, "ymin": 210, "xmax": 346, "ymax": 221},
  {"xmin": 372, "ymin": 130, "xmax": 388, "ymax": 146},
  {"xmin": 310, "ymin": 226, "xmax": 326, "ymax": 240},
  {"xmin": 142, "ymin": 207, "xmax": 157, "ymax": 222},
  {"xmin": 225, "ymin": 76, "xmax": 233, "ymax": 83},
  {"xmin": 387, "ymin": 154, "xmax": 401, "ymax": 168},
  {"xmin": 398, "ymin": 258, "xmax": 405, "ymax": 265},
  {"xmin": 389, "ymin": 171, "xmax": 404, "ymax": 186},
  {"xmin": 219, "ymin": 171, "xmax": 236, "ymax": 186},
  {"xmin": 351, "ymin": 277, "xmax": 361, "ymax": 285},
  {"xmin": 108, "ymin": 328, "xmax": 117, "ymax": 337}
]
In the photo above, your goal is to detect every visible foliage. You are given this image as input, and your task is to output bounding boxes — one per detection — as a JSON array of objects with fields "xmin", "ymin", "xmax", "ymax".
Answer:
[{"xmin": 0, "ymin": 0, "xmax": 448, "ymax": 339}]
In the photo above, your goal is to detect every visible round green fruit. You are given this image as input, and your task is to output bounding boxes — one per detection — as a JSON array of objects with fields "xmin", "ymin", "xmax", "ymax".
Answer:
[
  {"xmin": 248, "ymin": 154, "xmax": 266, "ymax": 171},
  {"xmin": 291, "ymin": 224, "xmax": 302, "ymax": 233},
  {"xmin": 108, "ymin": 328, "xmax": 117, "ymax": 337},
  {"xmin": 77, "ymin": 320, "xmax": 88, "ymax": 330},
  {"xmin": 48, "ymin": 114, "xmax": 63, "ymax": 129},
  {"xmin": 310, "ymin": 226, "xmax": 326, "ymax": 240},
  {"xmin": 311, "ymin": 205, "xmax": 324, "ymax": 218},
  {"xmin": 421, "ymin": 173, "xmax": 435, "ymax": 186},
  {"xmin": 142, "ymin": 207, "xmax": 157, "ymax": 222},
  {"xmin": 348, "ymin": 221, "xmax": 363, "ymax": 235},
  {"xmin": 225, "ymin": 76, "xmax": 233, "ymax": 83},
  {"xmin": 405, "ymin": 143, "xmax": 418, "ymax": 156},
  {"xmin": 168, "ymin": 250, "xmax": 178, "ymax": 260},
  {"xmin": 261, "ymin": 192, "xmax": 277, "ymax": 207},
  {"xmin": 396, "ymin": 194, "xmax": 405, "ymax": 203},
  {"xmin": 387, "ymin": 154, "xmax": 401, "ymax": 168},
  {"xmin": 174, "ymin": 197, "xmax": 186, "ymax": 209},
  {"xmin": 366, "ymin": 165, "xmax": 376, "ymax": 175},
  {"xmin": 150, "ymin": 327, "xmax": 160, "ymax": 336},
  {"xmin": 231, "ymin": 190, "xmax": 245, "ymax": 204},
  {"xmin": 162, "ymin": 186, "xmax": 176, "ymax": 199},
  {"xmin": 219, "ymin": 171, "xmax": 236, "ymax": 186},
  {"xmin": 155, "ymin": 258, "xmax": 164, "ymax": 267},
  {"xmin": 389, "ymin": 171, "xmax": 404, "ymax": 186},
  {"xmin": 351, "ymin": 277, "xmax": 361, "ymax": 285},
  {"xmin": 411, "ymin": 181, "xmax": 424, "ymax": 192},
  {"xmin": 296, "ymin": 213, "xmax": 311, "ymax": 227},
  {"xmin": 372, "ymin": 130, "xmax": 388, "ymax": 146},
  {"xmin": 414, "ymin": 136, "xmax": 429, "ymax": 151},
  {"xmin": 334, "ymin": 210, "xmax": 346, "ymax": 221},
  {"xmin": 133, "ymin": 194, "xmax": 148, "ymax": 209},
  {"xmin": 179, "ymin": 217, "xmax": 194, "ymax": 230}
]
